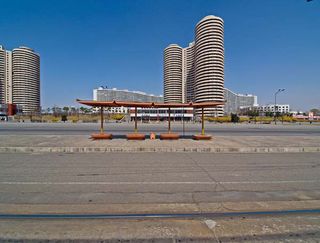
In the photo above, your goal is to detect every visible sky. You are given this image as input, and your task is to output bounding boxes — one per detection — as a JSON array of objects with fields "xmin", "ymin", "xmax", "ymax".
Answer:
[{"xmin": 0, "ymin": 0, "xmax": 319, "ymax": 111}]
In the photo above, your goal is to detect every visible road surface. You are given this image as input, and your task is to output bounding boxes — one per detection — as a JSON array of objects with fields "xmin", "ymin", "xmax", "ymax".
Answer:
[
  {"xmin": 0, "ymin": 152, "xmax": 319, "ymax": 205},
  {"xmin": 1, "ymin": 152, "xmax": 320, "ymax": 242},
  {"xmin": 0, "ymin": 122, "xmax": 319, "ymax": 136}
]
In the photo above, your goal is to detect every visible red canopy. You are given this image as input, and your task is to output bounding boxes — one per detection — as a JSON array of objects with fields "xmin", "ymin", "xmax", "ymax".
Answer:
[{"xmin": 76, "ymin": 99, "xmax": 224, "ymax": 108}]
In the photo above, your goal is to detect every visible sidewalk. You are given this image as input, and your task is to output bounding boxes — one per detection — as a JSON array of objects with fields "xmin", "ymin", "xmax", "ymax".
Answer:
[
  {"xmin": 1, "ymin": 213, "xmax": 319, "ymax": 242},
  {"xmin": 0, "ymin": 135, "xmax": 319, "ymax": 153}
]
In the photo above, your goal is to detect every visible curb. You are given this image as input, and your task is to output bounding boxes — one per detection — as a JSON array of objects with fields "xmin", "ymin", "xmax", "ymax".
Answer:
[{"xmin": 0, "ymin": 146, "xmax": 320, "ymax": 153}]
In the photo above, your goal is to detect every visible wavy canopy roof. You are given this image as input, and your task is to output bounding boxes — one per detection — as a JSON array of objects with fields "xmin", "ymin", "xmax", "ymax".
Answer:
[{"xmin": 77, "ymin": 99, "xmax": 224, "ymax": 108}]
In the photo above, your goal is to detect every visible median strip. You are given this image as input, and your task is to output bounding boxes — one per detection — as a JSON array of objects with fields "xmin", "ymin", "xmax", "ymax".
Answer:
[{"xmin": 0, "ymin": 146, "xmax": 319, "ymax": 153}]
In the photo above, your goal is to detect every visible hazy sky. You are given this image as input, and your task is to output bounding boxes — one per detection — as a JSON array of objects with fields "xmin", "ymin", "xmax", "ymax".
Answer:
[{"xmin": 1, "ymin": 0, "xmax": 319, "ymax": 111}]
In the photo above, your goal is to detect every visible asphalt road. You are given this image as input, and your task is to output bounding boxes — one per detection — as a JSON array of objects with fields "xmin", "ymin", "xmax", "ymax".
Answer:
[
  {"xmin": 0, "ymin": 152, "xmax": 319, "ymax": 205},
  {"xmin": 0, "ymin": 122, "xmax": 320, "ymax": 136}
]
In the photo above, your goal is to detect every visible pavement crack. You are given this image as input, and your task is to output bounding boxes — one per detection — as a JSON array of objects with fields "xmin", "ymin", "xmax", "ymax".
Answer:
[
  {"xmin": 184, "ymin": 153, "xmax": 226, "ymax": 191},
  {"xmin": 77, "ymin": 173, "xmax": 101, "ymax": 176}
]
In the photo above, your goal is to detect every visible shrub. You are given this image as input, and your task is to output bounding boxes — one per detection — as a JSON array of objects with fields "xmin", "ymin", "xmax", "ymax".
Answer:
[
  {"xmin": 240, "ymin": 116, "xmax": 249, "ymax": 122},
  {"xmin": 111, "ymin": 114, "xmax": 125, "ymax": 121},
  {"xmin": 206, "ymin": 116, "xmax": 231, "ymax": 123},
  {"xmin": 61, "ymin": 114, "xmax": 68, "ymax": 122},
  {"xmin": 231, "ymin": 113, "xmax": 240, "ymax": 123},
  {"xmin": 51, "ymin": 117, "xmax": 59, "ymax": 123}
]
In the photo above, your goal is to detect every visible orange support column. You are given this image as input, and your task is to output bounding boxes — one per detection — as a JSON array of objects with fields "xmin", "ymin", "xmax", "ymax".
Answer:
[
  {"xmin": 134, "ymin": 107, "xmax": 138, "ymax": 133},
  {"xmin": 168, "ymin": 107, "xmax": 171, "ymax": 133},
  {"xmin": 91, "ymin": 106, "xmax": 112, "ymax": 140},
  {"xmin": 126, "ymin": 107, "xmax": 145, "ymax": 140},
  {"xmin": 201, "ymin": 107, "xmax": 205, "ymax": 135},
  {"xmin": 100, "ymin": 106, "xmax": 104, "ymax": 133},
  {"xmin": 193, "ymin": 107, "xmax": 211, "ymax": 140},
  {"xmin": 160, "ymin": 107, "xmax": 179, "ymax": 140}
]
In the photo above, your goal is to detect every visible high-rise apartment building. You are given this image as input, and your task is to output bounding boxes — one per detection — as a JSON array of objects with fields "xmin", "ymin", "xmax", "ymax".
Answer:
[
  {"xmin": 12, "ymin": 46, "xmax": 40, "ymax": 113},
  {"xmin": 0, "ymin": 46, "xmax": 13, "ymax": 105},
  {"xmin": 182, "ymin": 42, "xmax": 195, "ymax": 103},
  {"xmin": 0, "ymin": 45, "xmax": 40, "ymax": 114},
  {"xmin": 194, "ymin": 16, "xmax": 224, "ymax": 115},
  {"xmin": 5, "ymin": 50, "xmax": 13, "ymax": 104},
  {"xmin": 163, "ymin": 15, "xmax": 224, "ymax": 116},
  {"xmin": 163, "ymin": 44, "xmax": 183, "ymax": 103},
  {"xmin": 0, "ymin": 46, "xmax": 5, "ymax": 104}
]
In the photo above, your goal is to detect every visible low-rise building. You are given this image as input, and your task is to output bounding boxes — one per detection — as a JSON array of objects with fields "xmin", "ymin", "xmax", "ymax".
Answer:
[
  {"xmin": 93, "ymin": 87, "xmax": 163, "ymax": 103},
  {"xmin": 258, "ymin": 104, "xmax": 290, "ymax": 113},
  {"xmin": 129, "ymin": 107, "xmax": 193, "ymax": 121},
  {"xmin": 93, "ymin": 87, "xmax": 164, "ymax": 114},
  {"xmin": 92, "ymin": 86, "xmax": 259, "ymax": 117},
  {"xmin": 0, "ymin": 103, "xmax": 23, "ymax": 119},
  {"xmin": 224, "ymin": 88, "xmax": 258, "ymax": 114}
]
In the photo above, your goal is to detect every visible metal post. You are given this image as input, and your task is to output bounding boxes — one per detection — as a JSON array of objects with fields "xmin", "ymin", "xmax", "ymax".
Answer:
[
  {"xmin": 134, "ymin": 107, "xmax": 138, "ymax": 133},
  {"xmin": 168, "ymin": 107, "xmax": 171, "ymax": 133},
  {"xmin": 274, "ymin": 93, "xmax": 277, "ymax": 125},
  {"xmin": 274, "ymin": 89, "xmax": 285, "ymax": 125},
  {"xmin": 100, "ymin": 106, "xmax": 104, "ymax": 133},
  {"xmin": 201, "ymin": 107, "xmax": 204, "ymax": 135},
  {"xmin": 182, "ymin": 107, "xmax": 185, "ymax": 137}
]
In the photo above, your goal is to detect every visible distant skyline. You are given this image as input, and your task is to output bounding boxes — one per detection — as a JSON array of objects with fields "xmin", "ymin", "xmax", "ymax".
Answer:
[{"xmin": 0, "ymin": 0, "xmax": 319, "ymax": 111}]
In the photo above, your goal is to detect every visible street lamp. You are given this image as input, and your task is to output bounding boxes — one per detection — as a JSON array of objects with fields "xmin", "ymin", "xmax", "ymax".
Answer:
[{"xmin": 274, "ymin": 88, "xmax": 285, "ymax": 124}]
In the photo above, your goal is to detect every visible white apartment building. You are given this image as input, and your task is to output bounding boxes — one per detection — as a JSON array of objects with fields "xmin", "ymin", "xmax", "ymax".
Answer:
[
  {"xmin": 258, "ymin": 104, "xmax": 290, "ymax": 113},
  {"xmin": 129, "ymin": 107, "xmax": 193, "ymax": 121},
  {"xmin": 163, "ymin": 44, "xmax": 183, "ymax": 103},
  {"xmin": 182, "ymin": 42, "xmax": 195, "ymax": 103},
  {"xmin": 93, "ymin": 87, "xmax": 163, "ymax": 114},
  {"xmin": 224, "ymin": 88, "xmax": 258, "ymax": 114},
  {"xmin": 0, "ymin": 45, "xmax": 12, "ymax": 104},
  {"xmin": 5, "ymin": 50, "xmax": 12, "ymax": 104},
  {"xmin": 163, "ymin": 15, "xmax": 225, "ymax": 116},
  {"xmin": 0, "ymin": 45, "xmax": 40, "ymax": 114}
]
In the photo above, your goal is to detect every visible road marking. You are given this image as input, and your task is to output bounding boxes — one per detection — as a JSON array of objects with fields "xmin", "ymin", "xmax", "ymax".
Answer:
[
  {"xmin": 0, "ymin": 180, "xmax": 318, "ymax": 185},
  {"xmin": 1, "ymin": 209, "xmax": 320, "ymax": 219}
]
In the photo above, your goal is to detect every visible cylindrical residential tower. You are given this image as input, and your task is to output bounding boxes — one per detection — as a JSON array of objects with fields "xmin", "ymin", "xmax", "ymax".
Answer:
[
  {"xmin": 0, "ymin": 46, "xmax": 5, "ymax": 104},
  {"xmin": 12, "ymin": 46, "xmax": 40, "ymax": 114},
  {"xmin": 183, "ymin": 42, "xmax": 195, "ymax": 103},
  {"xmin": 195, "ymin": 15, "xmax": 224, "ymax": 116},
  {"xmin": 164, "ymin": 44, "xmax": 183, "ymax": 103}
]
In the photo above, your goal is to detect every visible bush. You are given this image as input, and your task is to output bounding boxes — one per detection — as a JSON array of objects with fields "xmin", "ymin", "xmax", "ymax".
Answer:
[
  {"xmin": 111, "ymin": 114, "xmax": 125, "ymax": 121},
  {"xmin": 231, "ymin": 113, "xmax": 240, "ymax": 123},
  {"xmin": 240, "ymin": 116, "xmax": 250, "ymax": 122},
  {"xmin": 61, "ymin": 114, "xmax": 68, "ymax": 122},
  {"xmin": 68, "ymin": 115, "xmax": 79, "ymax": 123},
  {"xmin": 206, "ymin": 116, "xmax": 231, "ymax": 123},
  {"xmin": 255, "ymin": 116, "xmax": 274, "ymax": 123},
  {"xmin": 51, "ymin": 117, "xmax": 59, "ymax": 123}
]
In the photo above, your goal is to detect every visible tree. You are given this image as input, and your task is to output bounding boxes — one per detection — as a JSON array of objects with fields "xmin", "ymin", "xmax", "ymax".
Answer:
[
  {"xmin": 61, "ymin": 114, "xmax": 68, "ymax": 123},
  {"xmin": 70, "ymin": 107, "xmax": 77, "ymax": 115},
  {"xmin": 52, "ymin": 106, "xmax": 62, "ymax": 117},
  {"xmin": 63, "ymin": 106, "xmax": 69, "ymax": 114},
  {"xmin": 265, "ymin": 112, "xmax": 273, "ymax": 117},
  {"xmin": 248, "ymin": 110, "xmax": 259, "ymax": 118},
  {"xmin": 231, "ymin": 113, "xmax": 240, "ymax": 123},
  {"xmin": 79, "ymin": 107, "xmax": 87, "ymax": 114},
  {"xmin": 310, "ymin": 108, "xmax": 320, "ymax": 115}
]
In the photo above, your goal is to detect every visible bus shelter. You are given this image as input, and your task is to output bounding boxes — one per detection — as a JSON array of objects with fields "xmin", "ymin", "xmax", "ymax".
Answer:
[{"xmin": 76, "ymin": 99, "xmax": 224, "ymax": 140}]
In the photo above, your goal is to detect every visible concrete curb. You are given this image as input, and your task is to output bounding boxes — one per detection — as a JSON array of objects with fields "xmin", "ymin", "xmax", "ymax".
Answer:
[
  {"xmin": 0, "ymin": 146, "xmax": 319, "ymax": 153},
  {"xmin": 0, "ymin": 237, "xmax": 217, "ymax": 243}
]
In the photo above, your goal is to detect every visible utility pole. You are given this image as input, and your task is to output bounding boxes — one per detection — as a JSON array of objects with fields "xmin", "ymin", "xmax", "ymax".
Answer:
[{"xmin": 274, "ymin": 89, "xmax": 285, "ymax": 124}]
